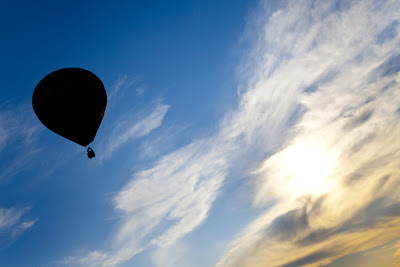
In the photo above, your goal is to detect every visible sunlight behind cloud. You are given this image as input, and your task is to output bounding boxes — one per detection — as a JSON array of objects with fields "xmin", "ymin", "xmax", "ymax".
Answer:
[
  {"xmin": 217, "ymin": 0, "xmax": 400, "ymax": 266},
  {"xmin": 283, "ymin": 141, "xmax": 336, "ymax": 197},
  {"xmin": 65, "ymin": 0, "xmax": 400, "ymax": 266},
  {"xmin": 253, "ymin": 139, "xmax": 338, "ymax": 202}
]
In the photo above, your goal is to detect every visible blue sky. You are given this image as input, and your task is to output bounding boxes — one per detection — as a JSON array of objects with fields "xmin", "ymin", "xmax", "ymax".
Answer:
[{"xmin": 1, "ymin": 0, "xmax": 400, "ymax": 267}]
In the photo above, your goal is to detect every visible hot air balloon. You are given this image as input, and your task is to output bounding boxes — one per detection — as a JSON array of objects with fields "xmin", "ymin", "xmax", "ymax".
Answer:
[{"xmin": 32, "ymin": 68, "xmax": 107, "ymax": 158}]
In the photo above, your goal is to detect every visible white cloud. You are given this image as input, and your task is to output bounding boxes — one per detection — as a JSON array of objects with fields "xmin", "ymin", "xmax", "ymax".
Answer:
[
  {"xmin": 151, "ymin": 241, "xmax": 187, "ymax": 267},
  {"xmin": 0, "ymin": 206, "xmax": 38, "ymax": 248},
  {"xmin": 0, "ymin": 103, "xmax": 42, "ymax": 182},
  {"xmin": 97, "ymin": 139, "xmax": 227, "ymax": 266},
  {"xmin": 99, "ymin": 101, "xmax": 170, "ymax": 161},
  {"xmin": 65, "ymin": 3, "xmax": 320, "ymax": 266},
  {"xmin": 67, "ymin": 0, "xmax": 400, "ymax": 266},
  {"xmin": 109, "ymin": 74, "xmax": 146, "ymax": 98},
  {"xmin": 216, "ymin": 0, "xmax": 400, "ymax": 266},
  {"xmin": 110, "ymin": 74, "xmax": 128, "ymax": 98},
  {"xmin": 78, "ymin": 251, "xmax": 109, "ymax": 267},
  {"xmin": 0, "ymin": 126, "xmax": 7, "ymax": 151},
  {"xmin": 0, "ymin": 103, "xmax": 41, "ymax": 150},
  {"xmin": 11, "ymin": 218, "xmax": 38, "ymax": 239},
  {"xmin": 0, "ymin": 105, "xmax": 40, "ymax": 247},
  {"xmin": 0, "ymin": 207, "xmax": 25, "ymax": 229},
  {"xmin": 137, "ymin": 124, "xmax": 189, "ymax": 159},
  {"xmin": 62, "ymin": 251, "xmax": 109, "ymax": 267}
]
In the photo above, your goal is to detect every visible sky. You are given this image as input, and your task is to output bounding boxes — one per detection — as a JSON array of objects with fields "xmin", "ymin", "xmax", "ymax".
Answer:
[{"xmin": 1, "ymin": 0, "xmax": 400, "ymax": 266}]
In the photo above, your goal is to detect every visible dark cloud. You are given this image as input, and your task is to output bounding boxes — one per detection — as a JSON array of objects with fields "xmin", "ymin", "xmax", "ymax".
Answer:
[
  {"xmin": 343, "ymin": 109, "xmax": 373, "ymax": 132},
  {"xmin": 297, "ymin": 181, "xmax": 400, "ymax": 247},
  {"xmin": 280, "ymin": 251, "xmax": 333, "ymax": 267},
  {"xmin": 296, "ymin": 227, "xmax": 337, "ymax": 247},
  {"xmin": 269, "ymin": 206, "xmax": 309, "ymax": 241},
  {"xmin": 273, "ymin": 197, "xmax": 341, "ymax": 247},
  {"xmin": 217, "ymin": 0, "xmax": 400, "ymax": 266},
  {"xmin": 269, "ymin": 196, "xmax": 326, "ymax": 242}
]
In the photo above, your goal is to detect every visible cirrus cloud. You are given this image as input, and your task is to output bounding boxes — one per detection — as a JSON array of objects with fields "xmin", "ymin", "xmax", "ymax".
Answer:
[
  {"xmin": 65, "ymin": 0, "xmax": 400, "ymax": 266},
  {"xmin": 217, "ymin": 0, "xmax": 400, "ymax": 266}
]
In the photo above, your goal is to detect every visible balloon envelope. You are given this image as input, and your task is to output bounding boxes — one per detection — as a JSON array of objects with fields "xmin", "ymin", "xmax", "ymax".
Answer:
[{"xmin": 32, "ymin": 68, "xmax": 107, "ymax": 147}]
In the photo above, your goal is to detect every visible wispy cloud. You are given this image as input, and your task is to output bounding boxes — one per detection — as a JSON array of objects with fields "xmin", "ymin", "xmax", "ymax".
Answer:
[
  {"xmin": 82, "ymin": 138, "xmax": 227, "ymax": 266},
  {"xmin": 151, "ymin": 241, "xmax": 187, "ymax": 267},
  {"xmin": 0, "ymin": 206, "xmax": 38, "ymax": 249},
  {"xmin": 0, "ymin": 103, "xmax": 41, "ymax": 150},
  {"xmin": 217, "ymin": 0, "xmax": 400, "ymax": 266},
  {"xmin": 61, "ymin": 251, "xmax": 109, "ymax": 267},
  {"xmin": 137, "ymin": 124, "xmax": 189, "ymax": 159},
  {"xmin": 0, "ymin": 104, "xmax": 40, "ymax": 249},
  {"xmin": 99, "ymin": 101, "xmax": 170, "ymax": 161},
  {"xmin": 110, "ymin": 74, "xmax": 128, "ymax": 98},
  {"xmin": 109, "ymin": 74, "xmax": 146, "ymax": 98},
  {"xmin": 0, "ymin": 103, "xmax": 42, "ymax": 183},
  {"xmin": 66, "ymin": 0, "xmax": 400, "ymax": 266}
]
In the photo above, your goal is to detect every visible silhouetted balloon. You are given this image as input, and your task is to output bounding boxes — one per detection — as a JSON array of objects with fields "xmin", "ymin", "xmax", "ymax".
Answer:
[{"xmin": 32, "ymin": 68, "xmax": 107, "ymax": 153}]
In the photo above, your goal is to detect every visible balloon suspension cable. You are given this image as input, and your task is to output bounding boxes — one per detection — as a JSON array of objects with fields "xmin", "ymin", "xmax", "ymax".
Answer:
[{"xmin": 87, "ymin": 147, "xmax": 96, "ymax": 159}]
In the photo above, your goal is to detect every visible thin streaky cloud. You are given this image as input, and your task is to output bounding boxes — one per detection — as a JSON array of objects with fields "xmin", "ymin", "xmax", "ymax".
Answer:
[
  {"xmin": 66, "ymin": 0, "xmax": 400, "ymax": 266},
  {"xmin": 0, "ymin": 207, "xmax": 26, "ymax": 229},
  {"xmin": 151, "ymin": 241, "xmax": 187, "ymax": 267},
  {"xmin": 0, "ymin": 103, "xmax": 41, "ymax": 151},
  {"xmin": 0, "ymin": 206, "xmax": 38, "ymax": 249},
  {"xmin": 102, "ymin": 139, "xmax": 227, "ymax": 266},
  {"xmin": 99, "ymin": 101, "xmax": 170, "ymax": 161},
  {"xmin": 110, "ymin": 74, "xmax": 128, "ymax": 98},
  {"xmin": 217, "ymin": 0, "xmax": 400, "ymax": 266},
  {"xmin": 11, "ymin": 218, "xmax": 38, "ymax": 239},
  {"xmin": 0, "ymin": 104, "xmax": 42, "ymax": 182},
  {"xmin": 64, "ymin": 2, "xmax": 334, "ymax": 265},
  {"xmin": 109, "ymin": 74, "xmax": 145, "ymax": 98}
]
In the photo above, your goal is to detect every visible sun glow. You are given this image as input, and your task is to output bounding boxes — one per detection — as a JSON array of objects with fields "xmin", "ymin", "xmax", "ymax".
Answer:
[{"xmin": 284, "ymin": 141, "xmax": 336, "ymax": 196}]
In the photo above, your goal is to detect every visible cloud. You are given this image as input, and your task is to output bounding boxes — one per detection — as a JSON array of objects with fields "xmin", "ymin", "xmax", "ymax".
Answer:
[
  {"xmin": 66, "ymin": 0, "xmax": 400, "ymax": 266},
  {"xmin": 151, "ymin": 241, "xmax": 187, "ymax": 267},
  {"xmin": 137, "ymin": 124, "xmax": 189, "ymax": 159},
  {"xmin": 216, "ymin": 0, "xmax": 400, "ymax": 266},
  {"xmin": 0, "ymin": 103, "xmax": 42, "ymax": 183},
  {"xmin": 88, "ymin": 139, "xmax": 227, "ymax": 266},
  {"xmin": 109, "ymin": 74, "xmax": 128, "ymax": 98},
  {"xmin": 109, "ymin": 74, "xmax": 146, "ymax": 98},
  {"xmin": 61, "ymin": 251, "xmax": 109, "ymax": 267},
  {"xmin": 0, "ymin": 103, "xmax": 41, "ymax": 151},
  {"xmin": 0, "ymin": 206, "xmax": 38, "ymax": 249},
  {"xmin": 0, "ymin": 104, "xmax": 41, "ymax": 250},
  {"xmin": 77, "ymin": 251, "xmax": 109, "ymax": 267},
  {"xmin": 99, "ymin": 101, "xmax": 170, "ymax": 161},
  {"xmin": 0, "ymin": 207, "xmax": 25, "ymax": 229}
]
